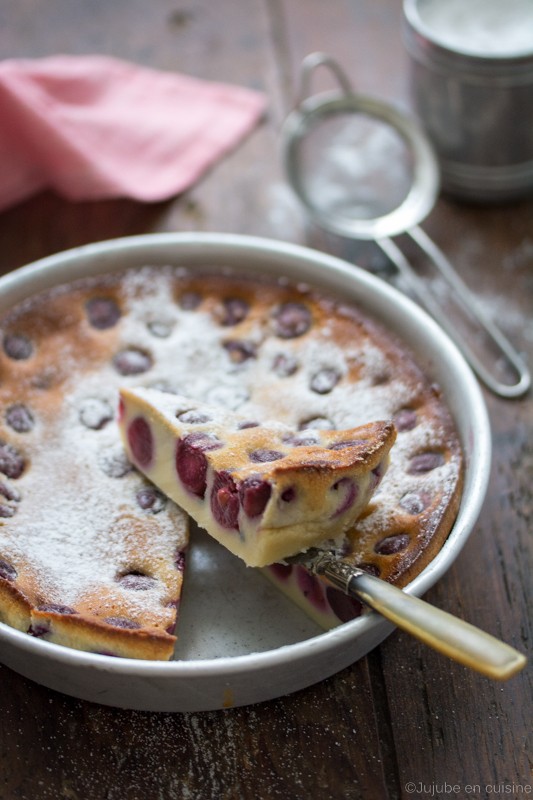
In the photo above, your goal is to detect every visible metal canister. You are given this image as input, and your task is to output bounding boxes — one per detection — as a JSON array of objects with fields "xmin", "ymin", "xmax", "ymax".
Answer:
[{"xmin": 403, "ymin": 0, "xmax": 533, "ymax": 203}]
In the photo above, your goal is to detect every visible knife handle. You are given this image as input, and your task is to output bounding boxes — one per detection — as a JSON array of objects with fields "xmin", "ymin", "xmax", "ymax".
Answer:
[{"xmin": 314, "ymin": 557, "xmax": 526, "ymax": 681}]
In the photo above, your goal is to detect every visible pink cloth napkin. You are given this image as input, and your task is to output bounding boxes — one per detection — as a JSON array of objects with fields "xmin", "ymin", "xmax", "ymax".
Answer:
[{"xmin": 0, "ymin": 55, "xmax": 266, "ymax": 211}]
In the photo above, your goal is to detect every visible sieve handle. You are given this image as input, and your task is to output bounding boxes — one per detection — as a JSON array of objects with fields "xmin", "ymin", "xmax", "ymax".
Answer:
[
  {"xmin": 296, "ymin": 51, "xmax": 354, "ymax": 107},
  {"xmin": 377, "ymin": 231, "xmax": 531, "ymax": 399}
]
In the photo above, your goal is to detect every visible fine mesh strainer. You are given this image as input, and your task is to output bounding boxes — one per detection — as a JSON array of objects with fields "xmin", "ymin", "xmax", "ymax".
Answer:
[{"xmin": 282, "ymin": 53, "xmax": 530, "ymax": 399}]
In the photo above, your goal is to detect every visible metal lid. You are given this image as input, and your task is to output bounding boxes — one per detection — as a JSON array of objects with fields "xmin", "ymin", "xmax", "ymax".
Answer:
[{"xmin": 403, "ymin": 0, "xmax": 533, "ymax": 80}]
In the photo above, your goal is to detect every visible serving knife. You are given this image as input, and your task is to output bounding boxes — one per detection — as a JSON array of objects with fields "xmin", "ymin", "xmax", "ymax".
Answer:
[{"xmin": 287, "ymin": 549, "xmax": 526, "ymax": 681}]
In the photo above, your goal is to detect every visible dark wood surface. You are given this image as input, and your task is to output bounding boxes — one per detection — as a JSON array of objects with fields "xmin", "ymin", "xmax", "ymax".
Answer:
[{"xmin": 0, "ymin": 2, "xmax": 531, "ymax": 799}]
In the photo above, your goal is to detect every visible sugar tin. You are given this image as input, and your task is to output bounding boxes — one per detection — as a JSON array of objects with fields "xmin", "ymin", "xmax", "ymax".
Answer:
[{"xmin": 403, "ymin": 0, "xmax": 533, "ymax": 202}]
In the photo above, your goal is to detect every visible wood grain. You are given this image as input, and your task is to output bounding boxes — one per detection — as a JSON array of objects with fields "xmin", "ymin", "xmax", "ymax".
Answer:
[{"xmin": 0, "ymin": 2, "xmax": 531, "ymax": 799}]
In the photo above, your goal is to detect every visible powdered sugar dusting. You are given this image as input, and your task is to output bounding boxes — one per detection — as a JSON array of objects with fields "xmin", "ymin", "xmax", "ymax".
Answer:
[
  {"xmin": 0, "ymin": 263, "xmax": 462, "ymax": 644},
  {"xmin": 4, "ymin": 399, "xmax": 187, "ymax": 613}
]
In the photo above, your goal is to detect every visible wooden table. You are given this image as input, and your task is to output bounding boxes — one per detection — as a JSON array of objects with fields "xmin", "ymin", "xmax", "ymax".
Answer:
[{"xmin": 0, "ymin": 2, "xmax": 531, "ymax": 798}]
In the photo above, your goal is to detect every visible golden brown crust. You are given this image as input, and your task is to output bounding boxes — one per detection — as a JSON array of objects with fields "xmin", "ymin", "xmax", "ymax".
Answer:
[
  {"xmin": 0, "ymin": 579, "xmax": 33, "ymax": 632},
  {"xmin": 119, "ymin": 388, "xmax": 397, "ymax": 566},
  {"xmin": 27, "ymin": 610, "xmax": 176, "ymax": 660},
  {"xmin": 0, "ymin": 266, "xmax": 463, "ymax": 649}
]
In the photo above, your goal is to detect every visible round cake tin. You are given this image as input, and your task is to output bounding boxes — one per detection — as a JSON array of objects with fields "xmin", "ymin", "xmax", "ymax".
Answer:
[{"xmin": 0, "ymin": 233, "xmax": 491, "ymax": 712}]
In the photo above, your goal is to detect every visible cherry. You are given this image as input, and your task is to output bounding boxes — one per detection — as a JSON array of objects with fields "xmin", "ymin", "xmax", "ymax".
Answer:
[
  {"xmin": 177, "ymin": 410, "xmax": 211, "ymax": 424},
  {"xmin": 85, "ymin": 297, "xmax": 121, "ymax": 329},
  {"xmin": 249, "ymin": 449, "xmax": 285, "ymax": 463},
  {"xmin": 0, "ymin": 504, "xmax": 16, "ymax": 518},
  {"xmin": 211, "ymin": 470, "xmax": 239, "ymax": 529},
  {"xmin": 272, "ymin": 353, "xmax": 299, "ymax": 377},
  {"xmin": 179, "ymin": 291, "xmax": 202, "ymax": 310},
  {"xmin": 2, "ymin": 333, "xmax": 33, "ymax": 360},
  {"xmin": 372, "ymin": 371, "xmax": 391, "ymax": 386},
  {"xmin": 79, "ymin": 398, "xmax": 113, "ymax": 430},
  {"xmin": 355, "ymin": 562, "xmax": 381, "ymax": 577},
  {"xmin": 176, "ymin": 442, "xmax": 208, "ymax": 496},
  {"xmin": 330, "ymin": 477, "xmax": 358, "ymax": 518},
  {"xmin": 407, "ymin": 452, "xmax": 444, "ymax": 474},
  {"xmin": 326, "ymin": 587, "xmax": 362, "ymax": 622},
  {"xmin": 282, "ymin": 432, "xmax": 319, "ymax": 447},
  {"xmin": 0, "ymin": 476, "xmax": 20, "ymax": 515},
  {"xmin": 281, "ymin": 486, "xmax": 296, "ymax": 503},
  {"xmin": 296, "ymin": 567, "xmax": 327, "ymax": 611},
  {"xmin": 174, "ymin": 550, "xmax": 186, "ymax": 572},
  {"xmin": 37, "ymin": 603, "xmax": 76, "ymax": 614},
  {"xmin": 310, "ymin": 368, "xmax": 340, "ymax": 394},
  {"xmin": 399, "ymin": 491, "xmax": 431, "ymax": 515},
  {"xmin": 176, "ymin": 432, "xmax": 222, "ymax": 497},
  {"xmin": 223, "ymin": 340, "xmax": 256, "ymax": 363},
  {"xmin": 113, "ymin": 348, "xmax": 153, "ymax": 376},
  {"xmin": 28, "ymin": 623, "xmax": 50, "ymax": 638},
  {"xmin": 0, "ymin": 482, "xmax": 21, "ymax": 503},
  {"xmin": 268, "ymin": 563, "xmax": 293, "ymax": 581},
  {"xmin": 30, "ymin": 368, "xmax": 56, "ymax": 391},
  {"xmin": 104, "ymin": 616, "xmax": 141, "ymax": 629},
  {"xmin": 374, "ymin": 533, "xmax": 410, "ymax": 555},
  {"xmin": 239, "ymin": 477, "xmax": 271, "ymax": 518},
  {"xmin": 394, "ymin": 407, "xmax": 418, "ymax": 432},
  {"xmin": 6, "ymin": 403, "xmax": 34, "ymax": 433},
  {"xmin": 136, "ymin": 487, "xmax": 166, "ymax": 513},
  {"xmin": 0, "ymin": 441, "xmax": 25, "ymax": 479},
  {"xmin": 98, "ymin": 447, "xmax": 132, "ymax": 478},
  {"xmin": 273, "ymin": 302, "xmax": 311, "ymax": 338},
  {"xmin": 372, "ymin": 462, "xmax": 385, "ymax": 479},
  {"xmin": 147, "ymin": 320, "xmax": 173, "ymax": 338},
  {"xmin": 329, "ymin": 439, "xmax": 366, "ymax": 451},
  {"xmin": 127, "ymin": 417, "xmax": 154, "ymax": 468},
  {"xmin": 220, "ymin": 298, "xmax": 249, "ymax": 326},
  {"xmin": 0, "ymin": 558, "xmax": 17, "ymax": 581},
  {"xmin": 118, "ymin": 572, "xmax": 156, "ymax": 590},
  {"xmin": 369, "ymin": 462, "xmax": 385, "ymax": 490},
  {"xmin": 0, "ymin": 481, "xmax": 21, "ymax": 518}
]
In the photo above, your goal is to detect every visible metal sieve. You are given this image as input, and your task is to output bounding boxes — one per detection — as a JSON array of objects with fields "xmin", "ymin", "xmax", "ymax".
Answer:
[{"xmin": 282, "ymin": 53, "xmax": 530, "ymax": 399}]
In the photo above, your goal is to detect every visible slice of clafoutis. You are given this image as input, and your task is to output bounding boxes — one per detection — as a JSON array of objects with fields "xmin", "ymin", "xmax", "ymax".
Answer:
[{"xmin": 118, "ymin": 388, "xmax": 397, "ymax": 568}]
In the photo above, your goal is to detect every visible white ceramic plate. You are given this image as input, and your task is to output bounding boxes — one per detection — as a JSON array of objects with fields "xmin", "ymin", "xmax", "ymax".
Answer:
[{"xmin": 0, "ymin": 233, "xmax": 491, "ymax": 712}]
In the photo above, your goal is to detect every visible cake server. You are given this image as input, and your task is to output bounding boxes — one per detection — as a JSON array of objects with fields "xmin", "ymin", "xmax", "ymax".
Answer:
[{"xmin": 287, "ymin": 549, "xmax": 526, "ymax": 681}]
